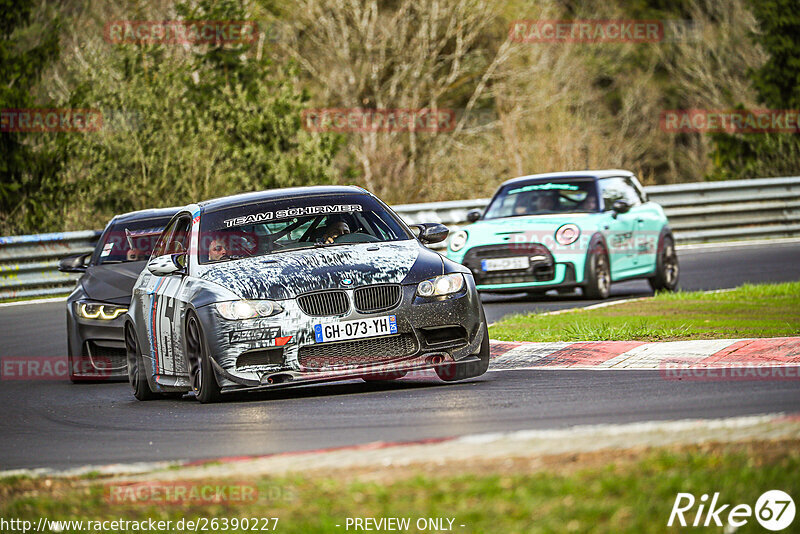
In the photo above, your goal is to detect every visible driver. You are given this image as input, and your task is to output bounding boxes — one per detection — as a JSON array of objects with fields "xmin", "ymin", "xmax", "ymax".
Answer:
[
  {"xmin": 322, "ymin": 218, "xmax": 351, "ymax": 244},
  {"xmin": 208, "ymin": 238, "xmax": 228, "ymax": 261}
]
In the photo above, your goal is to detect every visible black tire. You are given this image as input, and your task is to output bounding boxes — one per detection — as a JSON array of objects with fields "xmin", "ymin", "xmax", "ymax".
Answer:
[
  {"xmin": 583, "ymin": 241, "xmax": 611, "ymax": 299},
  {"xmin": 435, "ymin": 324, "xmax": 490, "ymax": 382},
  {"xmin": 649, "ymin": 233, "xmax": 679, "ymax": 292},
  {"xmin": 185, "ymin": 313, "xmax": 222, "ymax": 403},
  {"xmin": 125, "ymin": 323, "xmax": 159, "ymax": 401}
]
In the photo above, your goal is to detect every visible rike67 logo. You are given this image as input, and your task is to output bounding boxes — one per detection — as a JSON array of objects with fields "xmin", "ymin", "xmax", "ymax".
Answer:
[{"xmin": 668, "ymin": 490, "xmax": 795, "ymax": 531}]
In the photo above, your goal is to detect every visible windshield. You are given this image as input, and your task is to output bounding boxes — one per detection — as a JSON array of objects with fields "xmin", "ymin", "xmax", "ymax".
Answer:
[
  {"xmin": 94, "ymin": 216, "xmax": 173, "ymax": 265},
  {"xmin": 483, "ymin": 178, "xmax": 600, "ymax": 219},
  {"xmin": 198, "ymin": 194, "xmax": 413, "ymax": 264}
]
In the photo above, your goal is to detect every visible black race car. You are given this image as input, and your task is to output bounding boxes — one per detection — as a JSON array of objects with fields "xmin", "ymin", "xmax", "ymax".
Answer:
[
  {"xmin": 58, "ymin": 207, "xmax": 179, "ymax": 381},
  {"xmin": 124, "ymin": 186, "xmax": 490, "ymax": 402}
]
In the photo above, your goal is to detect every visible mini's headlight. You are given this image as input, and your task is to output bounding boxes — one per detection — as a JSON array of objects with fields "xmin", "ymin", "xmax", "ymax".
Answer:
[
  {"xmin": 416, "ymin": 273, "xmax": 465, "ymax": 297},
  {"xmin": 76, "ymin": 302, "xmax": 127, "ymax": 320},
  {"xmin": 215, "ymin": 300, "xmax": 284, "ymax": 320},
  {"xmin": 555, "ymin": 224, "xmax": 580, "ymax": 245},
  {"xmin": 449, "ymin": 230, "xmax": 468, "ymax": 252}
]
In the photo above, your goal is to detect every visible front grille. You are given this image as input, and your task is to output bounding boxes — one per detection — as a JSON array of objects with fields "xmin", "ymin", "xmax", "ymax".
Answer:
[
  {"xmin": 298, "ymin": 334, "xmax": 418, "ymax": 370},
  {"xmin": 297, "ymin": 290, "xmax": 350, "ymax": 316},
  {"xmin": 463, "ymin": 243, "xmax": 556, "ymax": 285},
  {"xmin": 354, "ymin": 284, "xmax": 401, "ymax": 313},
  {"xmin": 237, "ymin": 348, "xmax": 284, "ymax": 369},
  {"xmin": 85, "ymin": 341, "xmax": 127, "ymax": 370}
]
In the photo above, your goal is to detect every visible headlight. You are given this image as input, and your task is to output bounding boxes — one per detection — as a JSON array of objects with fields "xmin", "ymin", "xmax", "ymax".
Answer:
[
  {"xmin": 76, "ymin": 302, "xmax": 127, "ymax": 320},
  {"xmin": 215, "ymin": 300, "xmax": 284, "ymax": 320},
  {"xmin": 449, "ymin": 230, "xmax": 468, "ymax": 252},
  {"xmin": 417, "ymin": 273, "xmax": 465, "ymax": 297},
  {"xmin": 555, "ymin": 224, "xmax": 580, "ymax": 245}
]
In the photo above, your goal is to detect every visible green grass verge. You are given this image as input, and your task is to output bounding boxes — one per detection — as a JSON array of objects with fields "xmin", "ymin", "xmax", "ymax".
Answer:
[
  {"xmin": 489, "ymin": 282, "xmax": 800, "ymax": 342},
  {"xmin": 0, "ymin": 441, "xmax": 796, "ymax": 533}
]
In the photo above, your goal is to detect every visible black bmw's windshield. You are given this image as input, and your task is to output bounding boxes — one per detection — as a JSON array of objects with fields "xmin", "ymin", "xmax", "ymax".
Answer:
[
  {"xmin": 483, "ymin": 178, "xmax": 600, "ymax": 219},
  {"xmin": 94, "ymin": 216, "xmax": 173, "ymax": 265},
  {"xmin": 198, "ymin": 194, "xmax": 413, "ymax": 264}
]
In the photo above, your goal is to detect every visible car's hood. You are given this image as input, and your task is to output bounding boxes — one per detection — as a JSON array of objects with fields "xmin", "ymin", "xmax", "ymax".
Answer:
[
  {"xmin": 198, "ymin": 240, "xmax": 442, "ymax": 300},
  {"xmin": 467, "ymin": 213, "xmax": 602, "ymax": 240},
  {"xmin": 80, "ymin": 262, "xmax": 148, "ymax": 304}
]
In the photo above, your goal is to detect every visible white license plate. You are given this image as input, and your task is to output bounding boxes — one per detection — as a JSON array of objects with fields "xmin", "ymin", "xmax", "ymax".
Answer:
[
  {"xmin": 481, "ymin": 256, "xmax": 530, "ymax": 272},
  {"xmin": 314, "ymin": 315, "xmax": 398, "ymax": 343}
]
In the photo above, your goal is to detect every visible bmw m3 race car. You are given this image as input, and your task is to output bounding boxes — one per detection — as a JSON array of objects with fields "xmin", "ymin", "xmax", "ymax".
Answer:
[
  {"xmin": 124, "ymin": 186, "xmax": 489, "ymax": 402},
  {"xmin": 58, "ymin": 207, "xmax": 179, "ymax": 382},
  {"xmin": 445, "ymin": 170, "xmax": 679, "ymax": 299}
]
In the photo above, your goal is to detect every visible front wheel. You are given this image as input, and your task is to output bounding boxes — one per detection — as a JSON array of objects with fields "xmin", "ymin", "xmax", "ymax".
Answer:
[
  {"xmin": 185, "ymin": 313, "xmax": 222, "ymax": 403},
  {"xmin": 583, "ymin": 244, "xmax": 611, "ymax": 299},
  {"xmin": 436, "ymin": 325, "xmax": 490, "ymax": 382},
  {"xmin": 649, "ymin": 234, "xmax": 679, "ymax": 292},
  {"xmin": 125, "ymin": 323, "xmax": 159, "ymax": 401}
]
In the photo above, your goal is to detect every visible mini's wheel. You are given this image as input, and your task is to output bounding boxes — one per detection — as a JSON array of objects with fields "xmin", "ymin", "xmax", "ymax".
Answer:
[
  {"xmin": 185, "ymin": 313, "xmax": 221, "ymax": 403},
  {"xmin": 583, "ymin": 243, "xmax": 611, "ymax": 299},
  {"xmin": 649, "ymin": 233, "xmax": 679, "ymax": 292}
]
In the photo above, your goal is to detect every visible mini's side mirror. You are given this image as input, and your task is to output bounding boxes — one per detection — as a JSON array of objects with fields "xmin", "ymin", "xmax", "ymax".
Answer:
[
  {"xmin": 411, "ymin": 223, "xmax": 450, "ymax": 244},
  {"xmin": 466, "ymin": 209, "xmax": 482, "ymax": 223},
  {"xmin": 612, "ymin": 200, "xmax": 631, "ymax": 217},
  {"xmin": 58, "ymin": 253, "xmax": 90, "ymax": 273},
  {"xmin": 147, "ymin": 253, "xmax": 186, "ymax": 276}
]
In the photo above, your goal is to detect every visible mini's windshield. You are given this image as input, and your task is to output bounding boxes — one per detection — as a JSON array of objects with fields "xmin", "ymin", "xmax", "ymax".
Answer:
[
  {"xmin": 198, "ymin": 194, "xmax": 412, "ymax": 264},
  {"xmin": 95, "ymin": 217, "xmax": 173, "ymax": 265},
  {"xmin": 483, "ymin": 179, "xmax": 599, "ymax": 219}
]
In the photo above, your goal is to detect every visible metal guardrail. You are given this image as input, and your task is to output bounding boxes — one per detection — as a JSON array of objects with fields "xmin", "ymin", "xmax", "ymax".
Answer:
[{"xmin": 1, "ymin": 177, "xmax": 799, "ymax": 300}]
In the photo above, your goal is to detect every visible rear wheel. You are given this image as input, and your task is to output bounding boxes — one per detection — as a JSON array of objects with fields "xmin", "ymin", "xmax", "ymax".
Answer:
[
  {"xmin": 583, "ymin": 243, "xmax": 611, "ymax": 299},
  {"xmin": 649, "ymin": 234, "xmax": 679, "ymax": 292},
  {"xmin": 436, "ymin": 324, "xmax": 490, "ymax": 382},
  {"xmin": 125, "ymin": 323, "xmax": 158, "ymax": 401},
  {"xmin": 185, "ymin": 313, "xmax": 221, "ymax": 403}
]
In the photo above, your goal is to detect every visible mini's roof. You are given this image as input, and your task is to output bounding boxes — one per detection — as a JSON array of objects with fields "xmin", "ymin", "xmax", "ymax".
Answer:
[
  {"xmin": 198, "ymin": 185, "xmax": 368, "ymax": 211},
  {"xmin": 501, "ymin": 169, "xmax": 634, "ymax": 187}
]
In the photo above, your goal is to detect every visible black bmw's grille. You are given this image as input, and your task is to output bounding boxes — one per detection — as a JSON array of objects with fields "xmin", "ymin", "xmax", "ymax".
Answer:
[
  {"xmin": 85, "ymin": 341, "xmax": 127, "ymax": 370},
  {"xmin": 297, "ymin": 290, "xmax": 350, "ymax": 316},
  {"xmin": 354, "ymin": 284, "xmax": 401, "ymax": 313},
  {"xmin": 298, "ymin": 334, "xmax": 417, "ymax": 370}
]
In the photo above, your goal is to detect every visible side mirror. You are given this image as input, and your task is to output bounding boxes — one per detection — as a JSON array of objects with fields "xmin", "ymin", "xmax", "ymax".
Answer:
[
  {"xmin": 147, "ymin": 253, "xmax": 186, "ymax": 276},
  {"xmin": 58, "ymin": 253, "xmax": 90, "ymax": 273},
  {"xmin": 466, "ymin": 209, "xmax": 482, "ymax": 223},
  {"xmin": 611, "ymin": 200, "xmax": 631, "ymax": 217},
  {"xmin": 411, "ymin": 223, "xmax": 450, "ymax": 244}
]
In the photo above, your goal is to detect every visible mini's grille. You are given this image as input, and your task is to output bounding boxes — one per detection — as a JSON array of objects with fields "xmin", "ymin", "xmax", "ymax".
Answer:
[
  {"xmin": 297, "ymin": 290, "xmax": 350, "ymax": 317},
  {"xmin": 354, "ymin": 284, "xmax": 401, "ymax": 313},
  {"xmin": 237, "ymin": 348, "xmax": 283, "ymax": 369},
  {"xmin": 463, "ymin": 243, "xmax": 556, "ymax": 285},
  {"xmin": 298, "ymin": 334, "xmax": 417, "ymax": 370}
]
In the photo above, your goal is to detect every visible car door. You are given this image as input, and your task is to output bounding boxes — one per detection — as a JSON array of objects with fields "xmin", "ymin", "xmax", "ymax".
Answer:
[
  {"xmin": 598, "ymin": 177, "xmax": 638, "ymax": 275},
  {"xmin": 140, "ymin": 214, "xmax": 192, "ymax": 378}
]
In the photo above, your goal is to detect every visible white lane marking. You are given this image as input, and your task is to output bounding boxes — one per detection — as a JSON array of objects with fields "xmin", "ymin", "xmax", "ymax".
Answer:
[
  {"xmin": 595, "ymin": 339, "xmax": 740, "ymax": 368},
  {"xmin": 678, "ymin": 236, "xmax": 800, "ymax": 251},
  {"xmin": 491, "ymin": 342, "xmax": 571, "ymax": 369},
  {"xmin": 0, "ymin": 296, "xmax": 67, "ymax": 308}
]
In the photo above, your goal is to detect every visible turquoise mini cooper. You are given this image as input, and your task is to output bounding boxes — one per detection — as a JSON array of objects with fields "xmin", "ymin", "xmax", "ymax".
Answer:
[{"xmin": 445, "ymin": 170, "xmax": 679, "ymax": 299}]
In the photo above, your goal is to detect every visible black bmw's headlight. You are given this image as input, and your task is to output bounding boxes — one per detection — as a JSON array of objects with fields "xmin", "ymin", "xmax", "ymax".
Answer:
[
  {"xmin": 75, "ymin": 301, "xmax": 128, "ymax": 321},
  {"xmin": 215, "ymin": 300, "xmax": 284, "ymax": 320},
  {"xmin": 416, "ymin": 274, "xmax": 465, "ymax": 297}
]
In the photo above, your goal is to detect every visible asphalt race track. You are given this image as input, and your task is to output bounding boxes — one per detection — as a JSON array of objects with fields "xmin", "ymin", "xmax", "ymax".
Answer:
[{"xmin": 0, "ymin": 241, "xmax": 799, "ymax": 470}]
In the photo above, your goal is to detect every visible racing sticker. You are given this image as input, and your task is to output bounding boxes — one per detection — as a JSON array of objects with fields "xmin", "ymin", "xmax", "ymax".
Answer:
[
  {"xmin": 223, "ymin": 204, "xmax": 363, "ymax": 228},
  {"xmin": 229, "ymin": 326, "xmax": 292, "ymax": 345},
  {"xmin": 100, "ymin": 242, "xmax": 114, "ymax": 257}
]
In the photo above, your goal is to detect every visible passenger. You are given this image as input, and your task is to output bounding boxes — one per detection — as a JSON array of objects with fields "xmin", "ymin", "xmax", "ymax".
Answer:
[
  {"xmin": 208, "ymin": 238, "xmax": 228, "ymax": 261},
  {"xmin": 322, "ymin": 219, "xmax": 351, "ymax": 243}
]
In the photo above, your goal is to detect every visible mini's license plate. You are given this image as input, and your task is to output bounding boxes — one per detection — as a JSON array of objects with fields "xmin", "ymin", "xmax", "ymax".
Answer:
[
  {"xmin": 481, "ymin": 256, "xmax": 530, "ymax": 272},
  {"xmin": 314, "ymin": 315, "xmax": 398, "ymax": 343}
]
